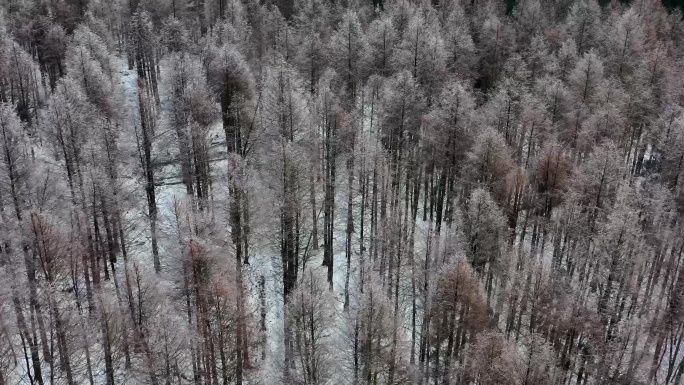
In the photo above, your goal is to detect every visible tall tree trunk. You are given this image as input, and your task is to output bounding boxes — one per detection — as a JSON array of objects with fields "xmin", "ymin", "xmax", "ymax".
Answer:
[
  {"xmin": 344, "ymin": 146, "xmax": 355, "ymax": 309},
  {"xmin": 137, "ymin": 81, "xmax": 160, "ymax": 272},
  {"xmin": 323, "ymin": 114, "xmax": 337, "ymax": 289}
]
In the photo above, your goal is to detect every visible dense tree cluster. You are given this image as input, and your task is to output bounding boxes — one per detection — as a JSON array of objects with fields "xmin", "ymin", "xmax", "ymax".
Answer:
[{"xmin": 1, "ymin": 0, "xmax": 684, "ymax": 384}]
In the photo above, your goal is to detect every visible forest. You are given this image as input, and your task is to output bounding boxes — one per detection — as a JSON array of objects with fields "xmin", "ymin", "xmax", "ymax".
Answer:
[{"xmin": 1, "ymin": 0, "xmax": 684, "ymax": 383}]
